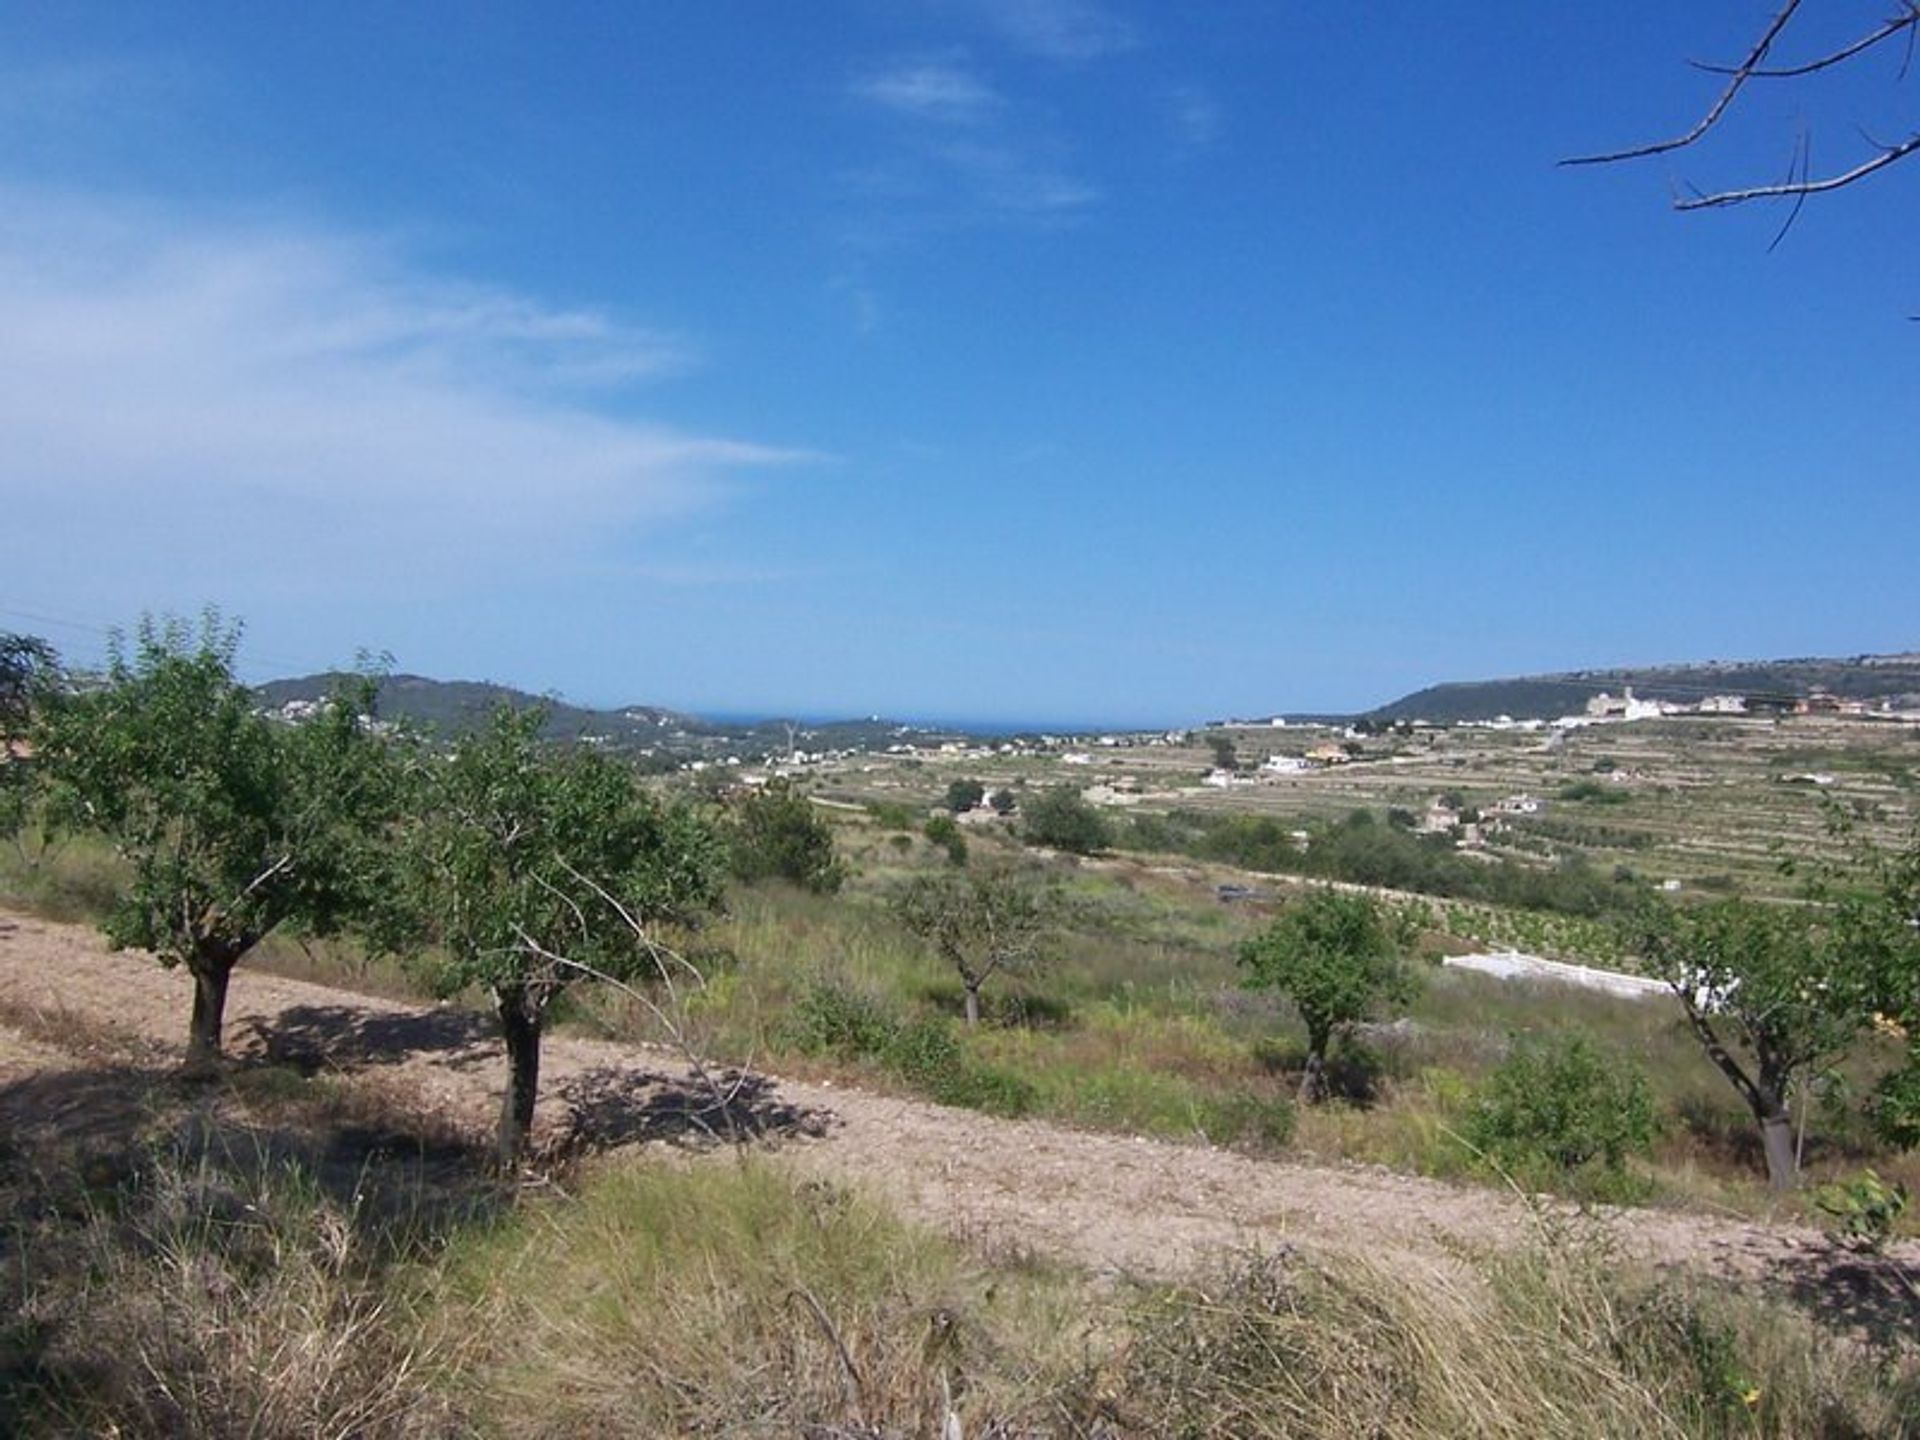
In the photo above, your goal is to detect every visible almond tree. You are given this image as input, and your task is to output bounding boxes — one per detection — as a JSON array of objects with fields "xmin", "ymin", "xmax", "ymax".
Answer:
[
  {"xmin": 1238, "ymin": 888, "xmax": 1415, "ymax": 1103},
  {"xmin": 1628, "ymin": 897, "xmax": 1868, "ymax": 1190},
  {"xmin": 894, "ymin": 865, "xmax": 1051, "ymax": 1027},
  {"xmin": 401, "ymin": 706, "xmax": 725, "ymax": 1164},
  {"xmin": 36, "ymin": 615, "xmax": 396, "ymax": 1073}
]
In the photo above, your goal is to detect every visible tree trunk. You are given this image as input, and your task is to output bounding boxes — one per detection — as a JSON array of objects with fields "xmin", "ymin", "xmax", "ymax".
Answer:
[
  {"xmin": 1299, "ymin": 1031, "xmax": 1330, "ymax": 1105},
  {"xmin": 496, "ymin": 988, "xmax": 543, "ymax": 1168},
  {"xmin": 183, "ymin": 961, "xmax": 234, "ymax": 1077},
  {"xmin": 963, "ymin": 982, "xmax": 982, "ymax": 1029},
  {"xmin": 1758, "ymin": 1102, "xmax": 1798, "ymax": 1192}
]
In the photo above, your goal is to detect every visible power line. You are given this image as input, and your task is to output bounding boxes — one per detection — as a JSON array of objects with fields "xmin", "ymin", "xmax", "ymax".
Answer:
[{"xmin": 0, "ymin": 599, "xmax": 352, "ymax": 686}]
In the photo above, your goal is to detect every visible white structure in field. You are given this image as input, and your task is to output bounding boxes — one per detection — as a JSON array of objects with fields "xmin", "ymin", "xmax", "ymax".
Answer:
[{"xmin": 1442, "ymin": 949, "xmax": 1669, "ymax": 1002}]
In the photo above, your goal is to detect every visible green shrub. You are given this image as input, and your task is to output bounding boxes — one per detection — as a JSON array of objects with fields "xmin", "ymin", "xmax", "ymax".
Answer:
[
  {"xmin": 1197, "ymin": 1093, "xmax": 1298, "ymax": 1151},
  {"xmin": 864, "ymin": 799, "xmax": 918, "ymax": 831},
  {"xmin": 1558, "ymin": 779, "xmax": 1630, "ymax": 806},
  {"xmin": 786, "ymin": 978, "xmax": 900, "ymax": 1058},
  {"xmin": 885, "ymin": 1019, "xmax": 1035, "ymax": 1116},
  {"xmin": 923, "ymin": 813, "xmax": 968, "ymax": 865},
  {"xmin": 1465, "ymin": 1033, "xmax": 1657, "ymax": 1195},
  {"xmin": 1021, "ymin": 786, "xmax": 1112, "ymax": 855},
  {"xmin": 724, "ymin": 777, "xmax": 846, "ymax": 892},
  {"xmin": 1812, "ymin": 1170, "xmax": 1909, "ymax": 1252}
]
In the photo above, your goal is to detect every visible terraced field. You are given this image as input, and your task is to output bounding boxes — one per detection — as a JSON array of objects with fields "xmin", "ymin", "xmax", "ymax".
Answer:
[{"xmin": 818, "ymin": 714, "xmax": 1918, "ymax": 901}]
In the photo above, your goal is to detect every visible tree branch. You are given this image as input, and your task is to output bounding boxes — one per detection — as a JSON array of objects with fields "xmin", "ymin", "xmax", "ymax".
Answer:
[
  {"xmin": 1675, "ymin": 133, "xmax": 1920, "ymax": 207},
  {"xmin": 1562, "ymin": 0, "xmax": 1805, "ymax": 166},
  {"xmin": 1689, "ymin": 5, "xmax": 1918, "ymax": 79}
]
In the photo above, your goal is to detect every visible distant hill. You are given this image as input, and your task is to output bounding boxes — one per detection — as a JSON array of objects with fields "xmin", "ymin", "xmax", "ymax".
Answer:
[
  {"xmin": 253, "ymin": 672, "xmax": 960, "ymax": 764},
  {"xmin": 1365, "ymin": 653, "xmax": 1920, "ymax": 725}
]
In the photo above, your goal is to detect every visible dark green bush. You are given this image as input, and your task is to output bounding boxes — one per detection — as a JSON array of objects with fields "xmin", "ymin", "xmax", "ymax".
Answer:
[
  {"xmin": 923, "ymin": 813, "xmax": 967, "ymax": 865},
  {"xmin": 1466, "ymin": 1033, "xmax": 1657, "ymax": 1196},
  {"xmin": 885, "ymin": 1019, "xmax": 1035, "ymax": 1116},
  {"xmin": 785, "ymin": 984, "xmax": 1034, "ymax": 1117},
  {"xmin": 786, "ymin": 979, "xmax": 899, "ymax": 1059},
  {"xmin": 725, "ymin": 779, "xmax": 846, "ymax": 892},
  {"xmin": 1021, "ymin": 786, "xmax": 1112, "ymax": 855}
]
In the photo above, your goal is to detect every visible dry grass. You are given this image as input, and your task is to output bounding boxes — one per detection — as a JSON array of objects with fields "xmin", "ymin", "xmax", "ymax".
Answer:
[
  {"xmin": 1112, "ymin": 1225, "xmax": 1914, "ymax": 1439},
  {"xmin": 4, "ymin": 1061, "xmax": 1914, "ymax": 1439}
]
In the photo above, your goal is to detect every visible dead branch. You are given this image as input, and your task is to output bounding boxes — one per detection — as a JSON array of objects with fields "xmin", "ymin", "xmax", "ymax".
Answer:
[
  {"xmin": 1679, "ymin": 132, "xmax": 1920, "ymax": 207},
  {"xmin": 1565, "ymin": 3, "xmax": 1919, "ymax": 211},
  {"xmin": 1690, "ymin": 4, "xmax": 1919, "ymax": 79},
  {"xmin": 1562, "ymin": 0, "xmax": 1805, "ymax": 166}
]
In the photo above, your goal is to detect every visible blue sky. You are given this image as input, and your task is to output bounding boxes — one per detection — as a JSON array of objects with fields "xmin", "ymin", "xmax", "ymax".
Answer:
[{"xmin": 2, "ymin": 3, "xmax": 1914, "ymax": 724}]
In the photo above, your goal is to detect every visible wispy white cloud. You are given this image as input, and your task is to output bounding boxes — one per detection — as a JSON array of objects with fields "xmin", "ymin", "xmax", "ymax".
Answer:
[
  {"xmin": 1168, "ymin": 83, "xmax": 1222, "ymax": 148},
  {"xmin": 933, "ymin": 139, "xmax": 1099, "ymax": 216},
  {"xmin": 852, "ymin": 62, "xmax": 1002, "ymax": 124},
  {"xmin": 0, "ymin": 186, "xmax": 810, "ymax": 614},
  {"xmin": 967, "ymin": 0, "xmax": 1139, "ymax": 61},
  {"xmin": 846, "ymin": 55, "xmax": 1097, "ymax": 233}
]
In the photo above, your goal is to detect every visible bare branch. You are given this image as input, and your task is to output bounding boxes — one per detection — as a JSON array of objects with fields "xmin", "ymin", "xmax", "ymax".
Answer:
[
  {"xmin": 1689, "ymin": 4, "xmax": 1918, "ymax": 78},
  {"xmin": 1562, "ymin": 0, "xmax": 1805, "ymax": 166},
  {"xmin": 1675, "ymin": 132, "xmax": 1920, "ymax": 208}
]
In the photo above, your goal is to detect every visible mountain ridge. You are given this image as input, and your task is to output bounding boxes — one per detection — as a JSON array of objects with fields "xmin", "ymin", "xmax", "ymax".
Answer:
[{"xmin": 1362, "ymin": 652, "xmax": 1920, "ymax": 725}]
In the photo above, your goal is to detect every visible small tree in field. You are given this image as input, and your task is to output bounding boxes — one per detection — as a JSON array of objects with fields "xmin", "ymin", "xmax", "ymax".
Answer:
[
  {"xmin": 36, "ymin": 616, "xmax": 394, "ymax": 1073},
  {"xmin": 722, "ymin": 776, "xmax": 846, "ymax": 893},
  {"xmin": 1238, "ymin": 888, "xmax": 1414, "ymax": 1103},
  {"xmin": 402, "ymin": 707, "xmax": 725, "ymax": 1164},
  {"xmin": 1627, "ymin": 897, "xmax": 1866, "ymax": 1190},
  {"xmin": 893, "ymin": 865, "xmax": 1051, "ymax": 1027},
  {"xmin": 1021, "ymin": 785, "xmax": 1111, "ymax": 856},
  {"xmin": 1205, "ymin": 732, "xmax": 1238, "ymax": 773},
  {"xmin": 944, "ymin": 778, "xmax": 985, "ymax": 813}
]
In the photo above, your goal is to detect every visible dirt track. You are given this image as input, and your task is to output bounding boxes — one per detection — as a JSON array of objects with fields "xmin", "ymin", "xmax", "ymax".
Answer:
[{"xmin": 2, "ymin": 905, "xmax": 1914, "ymax": 1306}]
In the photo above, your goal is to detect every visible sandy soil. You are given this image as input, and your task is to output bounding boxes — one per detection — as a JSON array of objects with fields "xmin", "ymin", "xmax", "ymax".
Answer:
[{"xmin": 1, "ymin": 904, "xmax": 1914, "ymax": 1310}]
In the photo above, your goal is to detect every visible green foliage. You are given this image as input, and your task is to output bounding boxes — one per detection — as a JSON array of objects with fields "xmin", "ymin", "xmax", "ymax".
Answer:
[
  {"xmin": 1819, "ymin": 818, "xmax": 1920, "ymax": 1148},
  {"xmin": 1116, "ymin": 806, "xmax": 1647, "ymax": 921},
  {"xmin": 0, "ymin": 632, "xmax": 59, "ymax": 841},
  {"xmin": 885, "ymin": 1017, "xmax": 1036, "ymax": 1114},
  {"xmin": 923, "ymin": 812, "xmax": 968, "ymax": 865},
  {"xmin": 1559, "ymin": 778, "xmax": 1630, "ymax": 806},
  {"xmin": 863, "ymin": 799, "xmax": 918, "ymax": 831},
  {"xmin": 988, "ymin": 787, "xmax": 1017, "ymax": 816},
  {"xmin": 787, "ymin": 977, "xmax": 898, "ymax": 1058},
  {"xmin": 722, "ymin": 776, "xmax": 846, "ymax": 893},
  {"xmin": 1812, "ymin": 1170, "xmax": 1909, "ymax": 1252},
  {"xmin": 1196, "ymin": 1092, "xmax": 1298, "ymax": 1149},
  {"xmin": 1626, "ymin": 896, "xmax": 1869, "ymax": 1188},
  {"xmin": 397, "ymin": 704, "xmax": 725, "ymax": 1158},
  {"xmin": 1238, "ymin": 889, "xmax": 1414, "ymax": 1102},
  {"xmin": 893, "ymin": 865, "xmax": 1051, "ymax": 1025},
  {"xmin": 1465, "ymin": 1033, "xmax": 1657, "ymax": 1194},
  {"xmin": 1021, "ymin": 785, "xmax": 1112, "ymax": 855},
  {"xmin": 944, "ymin": 777, "xmax": 985, "ymax": 812},
  {"xmin": 402, "ymin": 706, "xmax": 725, "ymax": 1000},
  {"xmin": 785, "ymin": 978, "xmax": 1035, "ymax": 1115},
  {"xmin": 1204, "ymin": 732, "xmax": 1239, "ymax": 771},
  {"xmin": 33, "ymin": 615, "xmax": 398, "ymax": 1062}
]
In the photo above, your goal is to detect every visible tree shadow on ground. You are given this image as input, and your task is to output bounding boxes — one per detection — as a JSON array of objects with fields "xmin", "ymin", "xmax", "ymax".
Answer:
[
  {"xmin": 242, "ymin": 1002, "xmax": 498, "ymax": 1075},
  {"xmin": 1770, "ymin": 1242, "xmax": 1920, "ymax": 1348},
  {"xmin": 0, "ymin": 1059, "xmax": 507, "ymax": 1433},
  {"xmin": 0, "ymin": 1060, "xmax": 506, "ymax": 1241},
  {"xmin": 549, "ymin": 1065, "xmax": 835, "ymax": 1158}
]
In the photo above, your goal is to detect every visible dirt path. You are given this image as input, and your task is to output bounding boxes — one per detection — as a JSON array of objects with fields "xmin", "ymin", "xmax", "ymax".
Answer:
[{"xmin": 1, "ymin": 906, "xmax": 1912, "ymax": 1308}]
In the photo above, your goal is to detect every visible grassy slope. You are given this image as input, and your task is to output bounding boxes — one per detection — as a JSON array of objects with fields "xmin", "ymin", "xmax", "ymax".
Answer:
[{"xmin": 2, "ymin": 1033, "xmax": 1909, "ymax": 1438}]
